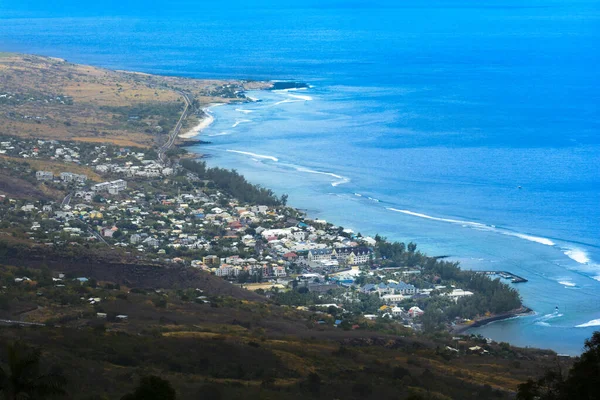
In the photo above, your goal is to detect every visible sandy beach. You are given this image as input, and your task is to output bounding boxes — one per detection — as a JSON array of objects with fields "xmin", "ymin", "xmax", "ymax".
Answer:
[{"xmin": 179, "ymin": 105, "xmax": 221, "ymax": 139}]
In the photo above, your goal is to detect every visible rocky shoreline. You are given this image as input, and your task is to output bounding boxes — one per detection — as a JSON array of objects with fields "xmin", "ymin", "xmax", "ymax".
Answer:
[{"xmin": 452, "ymin": 306, "xmax": 534, "ymax": 334}]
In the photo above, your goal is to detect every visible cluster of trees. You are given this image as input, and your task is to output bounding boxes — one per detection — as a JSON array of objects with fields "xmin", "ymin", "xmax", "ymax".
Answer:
[
  {"xmin": 424, "ymin": 259, "xmax": 522, "ymax": 315},
  {"xmin": 271, "ymin": 286, "xmax": 383, "ymax": 315},
  {"xmin": 374, "ymin": 235, "xmax": 422, "ymax": 267},
  {"xmin": 181, "ymin": 159, "xmax": 284, "ymax": 206},
  {"xmin": 0, "ymin": 342, "xmax": 222, "ymax": 400},
  {"xmin": 373, "ymin": 236, "xmax": 522, "ymax": 327},
  {"xmin": 517, "ymin": 332, "xmax": 600, "ymax": 400}
]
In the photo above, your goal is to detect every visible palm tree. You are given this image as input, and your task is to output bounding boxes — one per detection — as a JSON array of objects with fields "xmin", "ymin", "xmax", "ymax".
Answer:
[{"xmin": 0, "ymin": 341, "xmax": 67, "ymax": 400}]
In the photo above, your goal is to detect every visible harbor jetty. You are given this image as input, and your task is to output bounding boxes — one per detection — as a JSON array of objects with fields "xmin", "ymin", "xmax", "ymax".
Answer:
[{"xmin": 477, "ymin": 270, "xmax": 528, "ymax": 283}]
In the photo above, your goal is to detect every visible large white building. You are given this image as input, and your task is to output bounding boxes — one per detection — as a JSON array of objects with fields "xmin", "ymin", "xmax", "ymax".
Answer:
[{"xmin": 91, "ymin": 179, "xmax": 127, "ymax": 194}]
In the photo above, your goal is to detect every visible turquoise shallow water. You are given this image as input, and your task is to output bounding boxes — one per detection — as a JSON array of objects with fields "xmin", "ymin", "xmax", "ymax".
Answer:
[{"xmin": 1, "ymin": 0, "xmax": 599, "ymax": 354}]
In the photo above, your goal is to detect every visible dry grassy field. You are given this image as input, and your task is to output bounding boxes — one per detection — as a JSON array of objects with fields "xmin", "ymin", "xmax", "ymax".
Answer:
[{"xmin": 0, "ymin": 53, "xmax": 270, "ymax": 147}]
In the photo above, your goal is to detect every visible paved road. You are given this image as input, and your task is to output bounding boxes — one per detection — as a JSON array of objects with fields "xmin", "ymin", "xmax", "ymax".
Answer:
[
  {"xmin": 158, "ymin": 90, "xmax": 193, "ymax": 163},
  {"xmin": 0, "ymin": 319, "xmax": 45, "ymax": 327},
  {"xmin": 60, "ymin": 192, "xmax": 72, "ymax": 208}
]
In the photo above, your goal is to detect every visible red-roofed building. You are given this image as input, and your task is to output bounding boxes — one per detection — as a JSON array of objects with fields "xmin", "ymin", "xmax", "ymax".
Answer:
[
  {"xmin": 229, "ymin": 221, "xmax": 243, "ymax": 229},
  {"xmin": 283, "ymin": 252, "xmax": 298, "ymax": 260}
]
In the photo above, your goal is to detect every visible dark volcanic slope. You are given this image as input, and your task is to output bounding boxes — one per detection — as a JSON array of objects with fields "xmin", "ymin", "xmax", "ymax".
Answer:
[{"xmin": 0, "ymin": 246, "xmax": 264, "ymax": 302}]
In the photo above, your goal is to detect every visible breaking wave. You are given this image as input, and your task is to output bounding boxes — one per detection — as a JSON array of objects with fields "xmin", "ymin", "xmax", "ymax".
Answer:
[
  {"xmin": 385, "ymin": 208, "xmax": 556, "ymax": 247},
  {"xmin": 225, "ymin": 150, "xmax": 279, "ymax": 162},
  {"xmin": 576, "ymin": 319, "xmax": 600, "ymax": 328},
  {"xmin": 564, "ymin": 248, "xmax": 590, "ymax": 264},
  {"xmin": 558, "ymin": 281, "xmax": 576, "ymax": 287},
  {"xmin": 207, "ymin": 131, "xmax": 232, "ymax": 137},
  {"xmin": 232, "ymin": 119, "xmax": 252, "ymax": 128},
  {"xmin": 293, "ymin": 166, "xmax": 350, "ymax": 187}
]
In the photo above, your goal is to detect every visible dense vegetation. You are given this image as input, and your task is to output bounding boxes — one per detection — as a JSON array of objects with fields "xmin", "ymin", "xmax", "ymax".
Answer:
[
  {"xmin": 0, "ymin": 253, "xmax": 587, "ymax": 400},
  {"xmin": 517, "ymin": 331, "xmax": 600, "ymax": 400},
  {"xmin": 181, "ymin": 159, "xmax": 284, "ymax": 206},
  {"xmin": 374, "ymin": 235, "xmax": 522, "ymax": 328}
]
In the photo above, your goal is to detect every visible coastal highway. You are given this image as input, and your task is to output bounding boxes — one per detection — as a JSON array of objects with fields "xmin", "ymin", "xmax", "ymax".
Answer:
[{"xmin": 157, "ymin": 90, "xmax": 193, "ymax": 164}]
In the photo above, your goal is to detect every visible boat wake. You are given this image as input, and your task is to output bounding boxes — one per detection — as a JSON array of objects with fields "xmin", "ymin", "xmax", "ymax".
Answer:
[{"xmin": 534, "ymin": 312, "xmax": 563, "ymax": 327}]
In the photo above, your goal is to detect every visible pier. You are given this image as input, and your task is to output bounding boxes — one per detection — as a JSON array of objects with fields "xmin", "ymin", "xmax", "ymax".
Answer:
[{"xmin": 478, "ymin": 270, "xmax": 528, "ymax": 283}]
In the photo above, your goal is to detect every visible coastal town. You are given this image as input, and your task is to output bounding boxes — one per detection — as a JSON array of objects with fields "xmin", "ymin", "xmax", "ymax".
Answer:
[
  {"xmin": 0, "ymin": 134, "xmax": 523, "ymax": 336},
  {"xmin": 0, "ymin": 52, "xmax": 590, "ymax": 400}
]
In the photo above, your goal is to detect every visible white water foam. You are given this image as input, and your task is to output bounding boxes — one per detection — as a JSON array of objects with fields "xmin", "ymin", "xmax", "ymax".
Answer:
[
  {"xmin": 509, "ymin": 233, "xmax": 555, "ymax": 246},
  {"xmin": 534, "ymin": 312, "xmax": 563, "ymax": 327},
  {"xmin": 293, "ymin": 166, "xmax": 350, "ymax": 187},
  {"xmin": 386, "ymin": 208, "xmax": 556, "ymax": 247},
  {"xmin": 386, "ymin": 208, "xmax": 490, "ymax": 229},
  {"xmin": 232, "ymin": 119, "xmax": 252, "ymax": 128},
  {"xmin": 564, "ymin": 248, "xmax": 590, "ymax": 264},
  {"xmin": 235, "ymin": 108, "xmax": 254, "ymax": 114},
  {"xmin": 225, "ymin": 150, "xmax": 279, "ymax": 162},
  {"xmin": 273, "ymin": 99, "xmax": 303, "ymax": 106},
  {"xmin": 576, "ymin": 319, "xmax": 600, "ymax": 328},
  {"xmin": 208, "ymin": 131, "xmax": 232, "ymax": 137},
  {"xmin": 288, "ymin": 93, "xmax": 313, "ymax": 101},
  {"xmin": 272, "ymin": 88, "xmax": 314, "ymax": 105},
  {"xmin": 354, "ymin": 193, "xmax": 362, "ymax": 197},
  {"xmin": 179, "ymin": 105, "xmax": 221, "ymax": 139},
  {"xmin": 558, "ymin": 281, "xmax": 577, "ymax": 287}
]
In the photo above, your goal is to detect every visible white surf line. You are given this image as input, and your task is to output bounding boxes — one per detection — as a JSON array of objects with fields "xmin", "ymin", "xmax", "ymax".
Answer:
[
  {"xmin": 225, "ymin": 150, "xmax": 279, "ymax": 162},
  {"xmin": 563, "ymin": 248, "xmax": 590, "ymax": 264},
  {"xmin": 232, "ymin": 119, "xmax": 252, "ymax": 128},
  {"xmin": 292, "ymin": 166, "xmax": 350, "ymax": 187},
  {"xmin": 576, "ymin": 318, "xmax": 600, "ymax": 328},
  {"xmin": 386, "ymin": 208, "xmax": 556, "ymax": 247}
]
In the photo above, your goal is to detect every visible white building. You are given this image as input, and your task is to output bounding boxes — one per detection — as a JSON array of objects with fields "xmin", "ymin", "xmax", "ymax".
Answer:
[{"xmin": 36, "ymin": 171, "xmax": 54, "ymax": 181}]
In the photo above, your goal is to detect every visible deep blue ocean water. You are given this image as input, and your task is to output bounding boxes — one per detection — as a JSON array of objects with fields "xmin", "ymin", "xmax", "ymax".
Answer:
[{"xmin": 1, "ymin": 0, "xmax": 599, "ymax": 354}]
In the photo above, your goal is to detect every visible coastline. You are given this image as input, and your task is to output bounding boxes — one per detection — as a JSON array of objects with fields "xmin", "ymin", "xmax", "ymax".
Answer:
[
  {"xmin": 184, "ymin": 84, "xmax": 536, "ymax": 341},
  {"xmin": 178, "ymin": 105, "xmax": 220, "ymax": 139},
  {"xmin": 452, "ymin": 306, "xmax": 534, "ymax": 334}
]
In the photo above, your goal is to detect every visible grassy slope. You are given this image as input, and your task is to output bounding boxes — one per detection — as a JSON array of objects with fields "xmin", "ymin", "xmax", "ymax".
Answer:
[
  {"xmin": 0, "ymin": 249, "xmax": 567, "ymax": 400},
  {"xmin": 0, "ymin": 53, "xmax": 269, "ymax": 148}
]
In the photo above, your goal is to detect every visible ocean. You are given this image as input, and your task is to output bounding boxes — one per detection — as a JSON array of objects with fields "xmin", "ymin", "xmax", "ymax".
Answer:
[{"xmin": 1, "ymin": 0, "xmax": 599, "ymax": 354}]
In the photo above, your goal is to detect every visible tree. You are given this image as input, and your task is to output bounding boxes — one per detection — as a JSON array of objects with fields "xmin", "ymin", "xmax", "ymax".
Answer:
[
  {"xmin": 517, "ymin": 331, "xmax": 600, "ymax": 400},
  {"xmin": 121, "ymin": 375, "xmax": 176, "ymax": 400},
  {"xmin": 306, "ymin": 372, "xmax": 321, "ymax": 395},
  {"xmin": 0, "ymin": 342, "xmax": 67, "ymax": 400},
  {"xmin": 561, "ymin": 331, "xmax": 600, "ymax": 399},
  {"xmin": 327, "ymin": 305, "xmax": 338, "ymax": 317},
  {"xmin": 407, "ymin": 242, "xmax": 417, "ymax": 253},
  {"xmin": 196, "ymin": 383, "xmax": 221, "ymax": 400}
]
